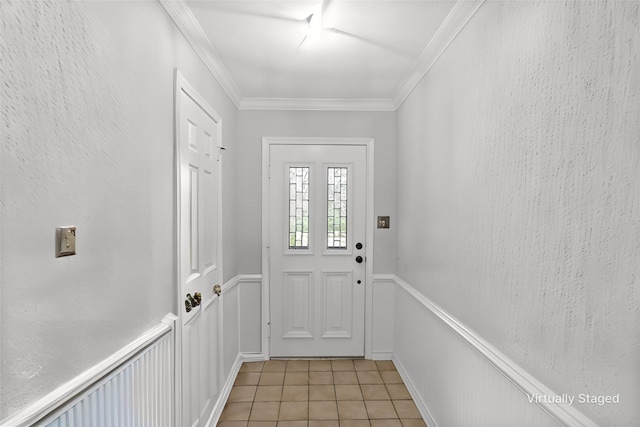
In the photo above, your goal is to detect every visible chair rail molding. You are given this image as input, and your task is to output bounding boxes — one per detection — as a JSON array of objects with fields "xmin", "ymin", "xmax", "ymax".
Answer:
[
  {"xmin": 0, "ymin": 314, "xmax": 178, "ymax": 427},
  {"xmin": 388, "ymin": 274, "xmax": 599, "ymax": 427}
]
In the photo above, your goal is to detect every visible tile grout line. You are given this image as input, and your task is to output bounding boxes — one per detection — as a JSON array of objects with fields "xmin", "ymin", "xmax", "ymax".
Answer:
[{"xmin": 221, "ymin": 359, "xmax": 425, "ymax": 426}]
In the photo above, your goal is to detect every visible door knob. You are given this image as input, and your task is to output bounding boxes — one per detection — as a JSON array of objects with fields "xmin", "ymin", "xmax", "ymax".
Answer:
[
  {"xmin": 355, "ymin": 256, "xmax": 363, "ymax": 263},
  {"xmin": 186, "ymin": 293, "xmax": 199, "ymax": 307},
  {"xmin": 193, "ymin": 292, "xmax": 202, "ymax": 305},
  {"xmin": 185, "ymin": 299, "xmax": 192, "ymax": 313},
  {"xmin": 213, "ymin": 284, "xmax": 222, "ymax": 296}
]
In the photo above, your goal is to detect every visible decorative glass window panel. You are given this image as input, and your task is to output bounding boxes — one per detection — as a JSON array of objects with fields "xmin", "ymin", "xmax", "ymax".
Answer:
[
  {"xmin": 327, "ymin": 167, "xmax": 348, "ymax": 249},
  {"xmin": 289, "ymin": 167, "xmax": 310, "ymax": 249}
]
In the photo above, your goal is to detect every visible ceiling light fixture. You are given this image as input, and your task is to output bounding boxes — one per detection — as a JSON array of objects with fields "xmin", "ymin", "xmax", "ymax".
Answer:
[
  {"xmin": 298, "ymin": 11, "xmax": 324, "ymax": 51},
  {"xmin": 306, "ymin": 13, "xmax": 323, "ymax": 38}
]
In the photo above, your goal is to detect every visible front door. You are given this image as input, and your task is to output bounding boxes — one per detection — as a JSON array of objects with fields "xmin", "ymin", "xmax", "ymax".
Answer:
[
  {"xmin": 269, "ymin": 143, "xmax": 367, "ymax": 357},
  {"xmin": 176, "ymin": 72, "xmax": 223, "ymax": 427}
]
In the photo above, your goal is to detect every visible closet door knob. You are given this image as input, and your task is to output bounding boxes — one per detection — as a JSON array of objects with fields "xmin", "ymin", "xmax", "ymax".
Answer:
[
  {"xmin": 186, "ymin": 293, "xmax": 199, "ymax": 307},
  {"xmin": 355, "ymin": 256, "xmax": 363, "ymax": 264}
]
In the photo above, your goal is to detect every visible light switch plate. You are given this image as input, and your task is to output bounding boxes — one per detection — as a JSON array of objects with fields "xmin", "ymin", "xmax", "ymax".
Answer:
[
  {"xmin": 377, "ymin": 216, "xmax": 390, "ymax": 229},
  {"xmin": 55, "ymin": 226, "xmax": 76, "ymax": 258}
]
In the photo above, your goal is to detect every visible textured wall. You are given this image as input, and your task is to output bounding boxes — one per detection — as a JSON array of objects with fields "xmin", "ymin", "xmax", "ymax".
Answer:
[
  {"xmin": 237, "ymin": 110, "xmax": 397, "ymax": 275},
  {"xmin": 0, "ymin": 0, "xmax": 238, "ymax": 419},
  {"xmin": 396, "ymin": 1, "xmax": 640, "ymax": 425}
]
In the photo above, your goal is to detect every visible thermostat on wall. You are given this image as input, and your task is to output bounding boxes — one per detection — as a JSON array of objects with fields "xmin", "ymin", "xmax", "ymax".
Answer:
[{"xmin": 55, "ymin": 226, "xmax": 76, "ymax": 258}]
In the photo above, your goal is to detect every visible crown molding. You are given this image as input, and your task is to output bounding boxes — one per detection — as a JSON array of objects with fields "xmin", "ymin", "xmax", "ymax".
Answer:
[
  {"xmin": 159, "ymin": 0, "xmax": 243, "ymax": 108},
  {"xmin": 239, "ymin": 97, "xmax": 396, "ymax": 112},
  {"xmin": 160, "ymin": 0, "xmax": 484, "ymax": 112},
  {"xmin": 391, "ymin": 0, "xmax": 485, "ymax": 110}
]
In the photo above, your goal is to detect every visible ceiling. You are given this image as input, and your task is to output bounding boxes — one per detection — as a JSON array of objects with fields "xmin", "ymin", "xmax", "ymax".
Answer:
[{"xmin": 162, "ymin": 0, "xmax": 483, "ymax": 110}]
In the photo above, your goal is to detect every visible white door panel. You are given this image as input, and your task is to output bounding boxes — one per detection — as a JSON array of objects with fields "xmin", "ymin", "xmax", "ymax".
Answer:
[
  {"xmin": 176, "ymin": 73, "xmax": 223, "ymax": 427},
  {"xmin": 269, "ymin": 144, "xmax": 367, "ymax": 357},
  {"xmin": 322, "ymin": 271, "xmax": 353, "ymax": 338},
  {"xmin": 282, "ymin": 271, "xmax": 314, "ymax": 338}
]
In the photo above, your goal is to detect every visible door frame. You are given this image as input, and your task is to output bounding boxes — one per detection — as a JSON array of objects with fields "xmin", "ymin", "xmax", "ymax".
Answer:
[
  {"xmin": 261, "ymin": 137, "xmax": 375, "ymax": 360},
  {"xmin": 174, "ymin": 69, "xmax": 224, "ymax": 427}
]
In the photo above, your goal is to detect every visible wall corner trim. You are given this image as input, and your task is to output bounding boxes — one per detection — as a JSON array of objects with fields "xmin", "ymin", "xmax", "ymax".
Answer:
[
  {"xmin": 390, "ymin": 275, "xmax": 599, "ymax": 427},
  {"xmin": 159, "ymin": 0, "xmax": 243, "ymax": 108},
  {"xmin": 391, "ymin": 0, "xmax": 485, "ymax": 110}
]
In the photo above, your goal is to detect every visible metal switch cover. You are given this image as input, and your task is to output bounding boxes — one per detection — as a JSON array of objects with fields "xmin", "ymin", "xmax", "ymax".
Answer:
[{"xmin": 55, "ymin": 226, "xmax": 76, "ymax": 258}]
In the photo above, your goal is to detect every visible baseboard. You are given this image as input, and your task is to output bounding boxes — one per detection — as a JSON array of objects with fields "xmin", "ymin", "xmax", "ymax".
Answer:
[
  {"xmin": 206, "ymin": 352, "xmax": 268, "ymax": 427},
  {"xmin": 392, "ymin": 354, "xmax": 439, "ymax": 427},
  {"xmin": 239, "ymin": 352, "xmax": 268, "ymax": 362},
  {"xmin": 207, "ymin": 353, "xmax": 244, "ymax": 427},
  {"xmin": 371, "ymin": 352, "xmax": 393, "ymax": 361}
]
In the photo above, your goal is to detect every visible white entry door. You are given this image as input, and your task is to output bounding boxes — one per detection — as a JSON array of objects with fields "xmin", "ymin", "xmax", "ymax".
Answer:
[
  {"xmin": 269, "ymin": 143, "xmax": 367, "ymax": 357},
  {"xmin": 176, "ymin": 72, "xmax": 223, "ymax": 427}
]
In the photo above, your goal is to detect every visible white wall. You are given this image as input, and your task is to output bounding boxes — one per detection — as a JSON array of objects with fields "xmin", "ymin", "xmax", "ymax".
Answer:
[
  {"xmin": 396, "ymin": 1, "xmax": 640, "ymax": 425},
  {"xmin": 237, "ymin": 110, "xmax": 397, "ymax": 275},
  {"xmin": 0, "ymin": 0, "xmax": 238, "ymax": 419}
]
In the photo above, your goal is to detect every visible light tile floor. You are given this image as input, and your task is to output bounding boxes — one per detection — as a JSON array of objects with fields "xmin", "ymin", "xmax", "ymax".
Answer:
[{"xmin": 217, "ymin": 359, "xmax": 427, "ymax": 427}]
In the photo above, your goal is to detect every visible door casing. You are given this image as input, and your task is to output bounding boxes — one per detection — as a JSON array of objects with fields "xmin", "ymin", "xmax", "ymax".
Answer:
[{"xmin": 261, "ymin": 137, "xmax": 375, "ymax": 360}]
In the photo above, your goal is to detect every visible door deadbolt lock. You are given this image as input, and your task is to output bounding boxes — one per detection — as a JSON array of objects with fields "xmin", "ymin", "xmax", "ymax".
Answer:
[
  {"xmin": 193, "ymin": 292, "xmax": 202, "ymax": 306},
  {"xmin": 213, "ymin": 285, "xmax": 222, "ymax": 296}
]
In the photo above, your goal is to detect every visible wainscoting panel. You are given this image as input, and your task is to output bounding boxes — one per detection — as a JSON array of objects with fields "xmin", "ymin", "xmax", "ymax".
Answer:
[
  {"xmin": 222, "ymin": 280, "xmax": 240, "ymax": 376},
  {"xmin": 13, "ymin": 273, "xmax": 598, "ymax": 427},
  {"xmin": 371, "ymin": 275, "xmax": 395, "ymax": 360},
  {"xmin": 394, "ymin": 289, "xmax": 557, "ymax": 427},
  {"xmin": 1, "ymin": 274, "xmax": 269, "ymax": 427},
  {"xmin": 207, "ymin": 274, "xmax": 266, "ymax": 426},
  {"xmin": 45, "ymin": 335, "xmax": 173, "ymax": 427},
  {"xmin": 0, "ymin": 314, "xmax": 178, "ymax": 427},
  {"xmin": 237, "ymin": 275, "xmax": 264, "ymax": 354},
  {"xmin": 391, "ymin": 275, "xmax": 597, "ymax": 427}
]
